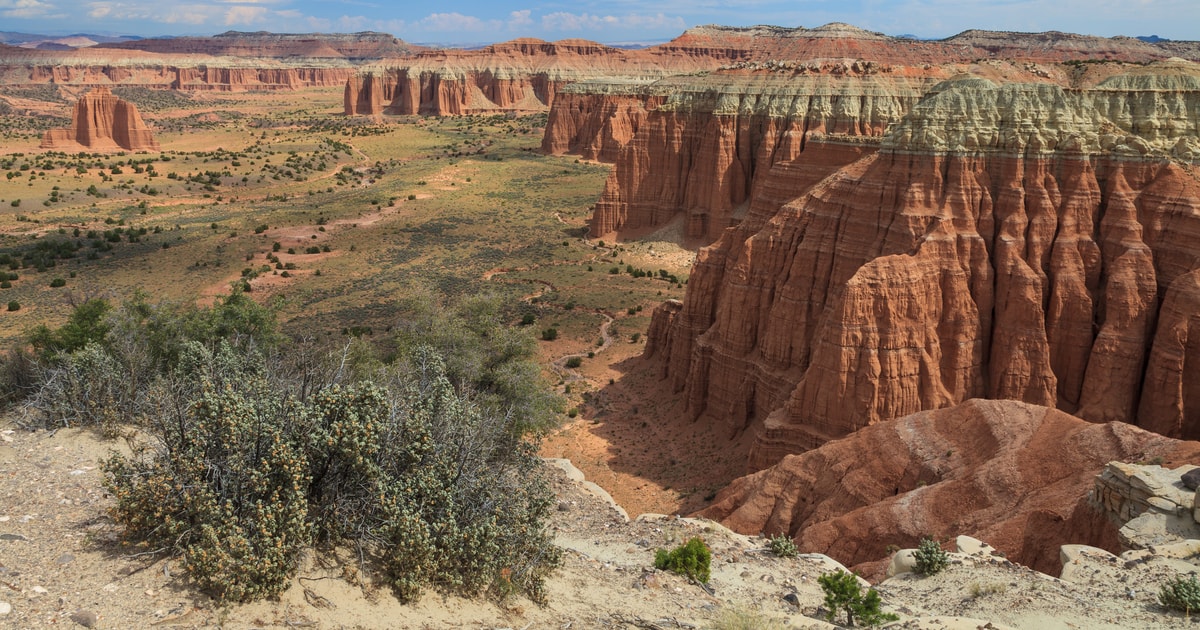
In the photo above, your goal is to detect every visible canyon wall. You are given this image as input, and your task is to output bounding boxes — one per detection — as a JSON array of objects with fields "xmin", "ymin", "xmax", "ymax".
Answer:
[
  {"xmin": 41, "ymin": 86, "xmax": 159, "ymax": 151},
  {"xmin": 700, "ymin": 399, "xmax": 1200, "ymax": 578},
  {"xmin": 342, "ymin": 37, "xmax": 719, "ymax": 116},
  {"xmin": 584, "ymin": 74, "xmax": 939, "ymax": 242},
  {"xmin": 639, "ymin": 64, "xmax": 1200, "ymax": 471},
  {"xmin": 0, "ymin": 43, "xmax": 357, "ymax": 91}
]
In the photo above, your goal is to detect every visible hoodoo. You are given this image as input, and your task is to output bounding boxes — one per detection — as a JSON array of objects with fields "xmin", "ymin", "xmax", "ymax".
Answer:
[{"xmin": 41, "ymin": 86, "xmax": 160, "ymax": 152}]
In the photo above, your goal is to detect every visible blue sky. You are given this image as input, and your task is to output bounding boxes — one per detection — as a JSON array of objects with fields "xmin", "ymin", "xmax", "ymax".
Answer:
[{"xmin": 2, "ymin": 0, "xmax": 1197, "ymax": 44}]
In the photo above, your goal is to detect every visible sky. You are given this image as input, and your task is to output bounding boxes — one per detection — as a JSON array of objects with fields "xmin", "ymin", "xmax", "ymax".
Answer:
[{"xmin": 1, "ymin": 0, "xmax": 1197, "ymax": 45}]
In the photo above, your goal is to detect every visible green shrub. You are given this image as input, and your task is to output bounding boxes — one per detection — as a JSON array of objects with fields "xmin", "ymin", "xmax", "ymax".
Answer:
[
  {"xmin": 541, "ymin": 327, "xmax": 558, "ymax": 341},
  {"xmin": 519, "ymin": 314, "xmax": 535, "ymax": 326},
  {"xmin": 6, "ymin": 301, "xmax": 17, "ymax": 311},
  {"xmin": 104, "ymin": 346, "xmax": 560, "ymax": 604},
  {"xmin": 49, "ymin": 277, "xmax": 66, "ymax": 288},
  {"xmin": 818, "ymin": 570, "xmax": 897, "ymax": 627},
  {"xmin": 914, "ymin": 537, "xmax": 949, "ymax": 576},
  {"xmin": 1160, "ymin": 574, "xmax": 1200, "ymax": 615},
  {"xmin": 768, "ymin": 533, "xmax": 798, "ymax": 558},
  {"xmin": 654, "ymin": 537, "xmax": 711, "ymax": 583},
  {"xmin": 565, "ymin": 356, "xmax": 582, "ymax": 368}
]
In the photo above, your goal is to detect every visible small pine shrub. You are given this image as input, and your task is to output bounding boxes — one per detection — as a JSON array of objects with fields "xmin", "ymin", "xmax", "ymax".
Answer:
[
  {"xmin": 565, "ymin": 356, "xmax": 582, "ymax": 368},
  {"xmin": 1160, "ymin": 574, "xmax": 1200, "ymax": 615},
  {"xmin": 768, "ymin": 533, "xmax": 798, "ymax": 558},
  {"xmin": 914, "ymin": 537, "xmax": 949, "ymax": 576},
  {"xmin": 541, "ymin": 328, "xmax": 558, "ymax": 341},
  {"xmin": 49, "ymin": 277, "xmax": 66, "ymax": 288},
  {"xmin": 818, "ymin": 569, "xmax": 898, "ymax": 627},
  {"xmin": 654, "ymin": 537, "xmax": 711, "ymax": 583},
  {"xmin": 7, "ymin": 301, "xmax": 19, "ymax": 311}
]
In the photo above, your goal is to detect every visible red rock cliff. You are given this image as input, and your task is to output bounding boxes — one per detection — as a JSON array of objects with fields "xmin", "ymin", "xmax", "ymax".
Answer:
[
  {"xmin": 0, "ymin": 44, "xmax": 356, "ymax": 91},
  {"xmin": 585, "ymin": 74, "xmax": 937, "ymax": 242},
  {"xmin": 41, "ymin": 86, "xmax": 159, "ymax": 151},
  {"xmin": 699, "ymin": 398, "xmax": 1200, "ymax": 578},
  {"xmin": 643, "ymin": 66, "xmax": 1200, "ymax": 470}
]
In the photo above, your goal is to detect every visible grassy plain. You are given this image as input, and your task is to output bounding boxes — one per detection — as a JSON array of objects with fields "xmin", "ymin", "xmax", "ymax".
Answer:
[{"xmin": 0, "ymin": 86, "xmax": 694, "ymax": 415}]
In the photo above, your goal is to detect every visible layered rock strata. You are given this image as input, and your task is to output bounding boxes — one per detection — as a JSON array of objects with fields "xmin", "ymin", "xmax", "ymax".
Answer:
[
  {"xmin": 94, "ymin": 31, "xmax": 418, "ymax": 60},
  {"xmin": 343, "ymin": 38, "xmax": 715, "ymax": 116},
  {"xmin": 585, "ymin": 74, "xmax": 938, "ymax": 241},
  {"xmin": 642, "ymin": 65, "xmax": 1200, "ymax": 468},
  {"xmin": 0, "ymin": 43, "xmax": 356, "ymax": 91},
  {"xmin": 40, "ymin": 86, "xmax": 158, "ymax": 151},
  {"xmin": 699, "ymin": 399, "xmax": 1200, "ymax": 577}
]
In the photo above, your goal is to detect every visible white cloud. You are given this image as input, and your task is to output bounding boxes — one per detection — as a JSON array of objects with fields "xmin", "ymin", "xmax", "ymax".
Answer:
[
  {"xmin": 1, "ymin": 0, "xmax": 56, "ymax": 18},
  {"xmin": 507, "ymin": 9, "xmax": 532, "ymax": 28},
  {"xmin": 416, "ymin": 12, "xmax": 497, "ymax": 32},
  {"xmin": 541, "ymin": 11, "xmax": 685, "ymax": 32},
  {"xmin": 224, "ymin": 5, "xmax": 266, "ymax": 25}
]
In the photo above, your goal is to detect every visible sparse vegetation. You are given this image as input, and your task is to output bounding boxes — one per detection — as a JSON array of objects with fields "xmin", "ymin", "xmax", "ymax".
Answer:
[
  {"xmin": 768, "ymin": 533, "xmax": 798, "ymax": 558},
  {"xmin": 818, "ymin": 569, "xmax": 898, "ymax": 627},
  {"xmin": 653, "ymin": 537, "xmax": 711, "ymax": 584},
  {"xmin": 914, "ymin": 537, "xmax": 949, "ymax": 576},
  {"xmin": 1160, "ymin": 574, "xmax": 1200, "ymax": 616}
]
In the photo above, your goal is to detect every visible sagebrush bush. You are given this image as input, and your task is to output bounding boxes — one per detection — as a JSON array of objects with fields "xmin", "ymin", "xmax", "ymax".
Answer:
[
  {"xmin": 22, "ymin": 290, "xmax": 562, "ymax": 605},
  {"xmin": 654, "ymin": 537, "xmax": 711, "ymax": 583},
  {"xmin": 104, "ymin": 346, "xmax": 560, "ymax": 604},
  {"xmin": 818, "ymin": 569, "xmax": 898, "ymax": 627},
  {"xmin": 768, "ymin": 533, "xmax": 798, "ymax": 558},
  {"xmin": 1160, "ymin": 574, "xmax": 1200, "ymax": 615},
  {"xmin": 914, "ymin": 537, "xmax": 949, "ymax": 576}
]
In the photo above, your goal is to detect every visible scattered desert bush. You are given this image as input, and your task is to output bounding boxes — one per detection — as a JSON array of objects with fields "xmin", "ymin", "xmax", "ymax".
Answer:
[
  {"xmin": 565, "ymin": 356, "xmax": 582, "ymax": 369},
  {"xmin": 654, "ymin": 537, "xmax": 711, "ymax": 584},
  {"xmin": 1160, "ymin": 574, "xmax": 1200, "ymax": 615},
  {"xmin": 818, "ymin": 569, "xmax": 898, "ymax": 627},
  {"xmin": 914, "ymin": 537, "xmax": 949, "ymax": 576},
  {"xmin": 768, "ymin": 533, "xmax": 798, "ymax": 558},
  {"xmin": 13, "ymin": 290, "xmax": 562, "ymax": 605}
]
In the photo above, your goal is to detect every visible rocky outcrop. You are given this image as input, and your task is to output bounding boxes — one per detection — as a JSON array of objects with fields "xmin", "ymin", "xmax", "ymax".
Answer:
[
  {"xmin": 643, "ymin": 66, "xmax": 1200, "ymax": 466},
  {"xmin": 1091, "ymin": 462, "xmax": 1200, "ymax": 548},
  {"xmin": 699, "ymin": 399, "xmax": 1200, "ymax": 577},
  {"xmin": 40, "ymin": 86, "xmax": 158, "ymax": 151}
]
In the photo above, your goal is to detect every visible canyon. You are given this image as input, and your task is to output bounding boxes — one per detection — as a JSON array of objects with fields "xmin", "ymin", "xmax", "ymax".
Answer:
[
  {"xmin": 540, "ymin": 40, "xmax": 1200, "ymax": 458},
  {"xmin": 533, "ymin": 25, "xmax": 1200, "ymax": 575},
  {"xmin": 5, "ymin": 21, "xmax": 1200, "ymax": 621}
]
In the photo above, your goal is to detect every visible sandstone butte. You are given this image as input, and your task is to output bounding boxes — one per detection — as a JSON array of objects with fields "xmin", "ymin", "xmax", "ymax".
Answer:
[
  {"xmin": 535, "ymin": 27, "xmax": 1200, "ymax": 483},
  {"xmin": 40, "ymin": 86, "xmax": 159, "ymax": 152},
  {"xmin": 699, "ymin": 398, "xmax": 1200, "ymax": 580},
  {"xmin": 0, "ymin": 31, "xmax": 415, "ymax": 91}
]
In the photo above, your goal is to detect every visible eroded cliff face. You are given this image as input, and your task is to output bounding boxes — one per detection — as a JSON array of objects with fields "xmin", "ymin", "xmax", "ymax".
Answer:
[
  {"xmin": 643, "ymin": 66, "xmax": 1200, "ymax": 469},
  {"xmin": 585, "ymin": 74, "xmax": 938, "ymax": 241},
  {"xmin": 40, "ymin": 86, "xmax": 158, "ymax": 151},
  {"xmin": 0, "ymin": 44, "xmax": 356, "ymax": 91},
  {"xmin": 699, "ymin": 399, "xmax": 1200, "ymax": 578},
  {"xmin": 343, "ymin": 38, "xmax": 709, "ymax": 117},
  {"xmin": 539, "ymin": 82, "xmax": 665, "ymax": 162}
]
